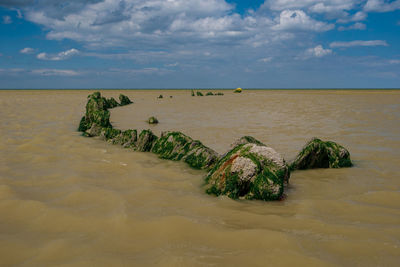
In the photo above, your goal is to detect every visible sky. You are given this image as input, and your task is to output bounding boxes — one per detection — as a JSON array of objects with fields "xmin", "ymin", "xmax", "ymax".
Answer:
[{"xmin": 0, "ymin": 0, "xmax": 399, "ymax": 89}]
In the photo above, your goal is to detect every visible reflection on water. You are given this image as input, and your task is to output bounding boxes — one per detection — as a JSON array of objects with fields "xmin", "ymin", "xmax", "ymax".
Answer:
[{"xmin": 0, "ymin": 90, "xmax": 399, "ymax": 266}]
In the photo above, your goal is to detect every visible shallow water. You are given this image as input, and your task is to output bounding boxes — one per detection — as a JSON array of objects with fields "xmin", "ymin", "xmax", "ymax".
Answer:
[{"xmin": 0, "ymin": 89, "xmax": 399, "ymax": 266}]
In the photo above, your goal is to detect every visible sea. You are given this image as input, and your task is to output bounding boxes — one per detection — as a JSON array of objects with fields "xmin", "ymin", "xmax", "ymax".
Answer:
[{"xmin": 0, "ymin": 89, "xmax": 399, "ymax": 266}]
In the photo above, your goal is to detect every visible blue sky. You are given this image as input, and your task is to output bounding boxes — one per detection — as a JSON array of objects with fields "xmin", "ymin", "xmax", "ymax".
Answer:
[{"xmin": 0, "ymin": 0, "xmax": 399, "ymax": 88}]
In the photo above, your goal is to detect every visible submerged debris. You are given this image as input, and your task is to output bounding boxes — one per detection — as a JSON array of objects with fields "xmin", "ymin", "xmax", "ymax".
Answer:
[
  {"xmin": 77, "ymin": 92, "xmax": 353, "ymax": 202},
  {"xmin": 148, "ymin": 116, "xmax": 159, "ymax": 124}
]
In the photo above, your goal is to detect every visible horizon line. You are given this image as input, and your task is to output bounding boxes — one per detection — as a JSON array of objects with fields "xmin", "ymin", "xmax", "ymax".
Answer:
[{"xmin": 1, "ymin": 88, "xmax": 400, "ymax": 90}]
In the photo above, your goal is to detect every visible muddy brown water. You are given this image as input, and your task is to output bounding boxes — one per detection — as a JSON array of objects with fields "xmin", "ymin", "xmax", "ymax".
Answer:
[{"xmin": 0, "ymin": 90, "xmax": 399, "ymax": 266}]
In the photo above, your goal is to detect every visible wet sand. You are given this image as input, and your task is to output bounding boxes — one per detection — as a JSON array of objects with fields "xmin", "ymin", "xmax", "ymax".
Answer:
[{"xmin": 0, "ymin": 89, "xmax": 399, "ymax": 266}]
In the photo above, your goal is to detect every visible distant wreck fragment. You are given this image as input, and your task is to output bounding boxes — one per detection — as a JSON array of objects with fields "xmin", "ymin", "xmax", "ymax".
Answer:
[
  {"xmin": 147, "ymin": 116, "xmax": 159, "ymax": 124},
  {"xmin": 119, "ymin": 94, "xmax": 133, "ymax": 106},
  {"xmin": 77, "ymin": 92, "xmax": 353, "ymax": 201}
]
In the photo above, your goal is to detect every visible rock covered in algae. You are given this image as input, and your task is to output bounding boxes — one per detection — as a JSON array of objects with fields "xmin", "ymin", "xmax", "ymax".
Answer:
[
  {"xmin": 151, "ymin": 131, "xmax": 219, "ymax": 170},
  {"xmin": 105, "ymin": 97, "xmax": 119, "ymax": 108},
  {"xmin": 112, "ymin": 129, "xmax": 138, "ymax": 147},
  {"xmin": 78, "ymin": 92, "xmax": 112, "ymax": 135},
  {"xmin": 230, "ymin": 136, "xmax": 265, "ymax": 148},
  {"xmin": 148, "ymin": 116, "xmax": 159, "ymax": 124},
  {"xmin": 119, "ymin": 94, "xmax": 133, "ymax": 106},
  {"xmin": 78, "ymin": 92, "xmax": 133, "ymax": 136},
  {"xmin": 205, "ymin": 139, "xmax": 290, "ymax": 201},
  {"xmin": 100, "ymin": 127, "xmax": 121, "ymax": 141},
  {"xmin": 136, "ymin": 129, "xmax": 158, "ymax": 152},
  {"xmin": 291, "ymin": 138, "xmax": 352, "ymax": 170}
]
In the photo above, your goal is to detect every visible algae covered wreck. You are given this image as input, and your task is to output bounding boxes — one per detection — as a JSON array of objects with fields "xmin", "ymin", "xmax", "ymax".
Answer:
[{"xmin": 77, "ymin": 91, "xmax": 353, "ymax": 201}]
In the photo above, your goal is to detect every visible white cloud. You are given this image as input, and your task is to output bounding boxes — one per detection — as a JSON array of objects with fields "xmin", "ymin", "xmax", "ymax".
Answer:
[
  {"xmin": 265, "ymin": 0, "xmax": 319, "ymax": 11},
  {"xmin": 338, "ymin": 22, "xmax": 366, "ymax": 30},
  {"xmin": 265, "ymin": 0, "xmax": 361, "ymax": 15},
  {"xmin": 31, "ymin": 69, "xmax": 80, "ymax": 76},
  {"xmin": 21, "ymin": 0, "xmax": 258, "ymax": 49},
  {"xmin": 273, "ymin": 10, "xmax": 334, "ymax": 32},
  {"xmin": 259, "ymin": 57, "xmax": 273, "ymax": 62},
  {"xmin": 389, "ymin": 59, "xmax": 400, "ymax": 64},
  {"xmin": 14, "ymin": 0, "xmax": 298, "ymax": 65},
  {"xmin": 165, "ymin": 62, "xmax": 179, "ymax": 67},
  {"xmin": 303, "ymin": 45, "xmax": 332, "ymax": 58},
  {"xmin": 364, "ymin": 0, "xmax": 400, "ymax": 12},
  {"xmin": 107, "ymin": 67, "xmax": 172, "ymax": 76},
  {"xmin": 0, "ymin": 68, "xmax": 25, "ymax": 75},
  {"xmin": 2, "ymin": 15, "xmax": 12, "ymax": 24},
  {"xmin": 20, "ymin": 47, "xmax": 35, "ymax": 54},
  {"xmin": 330, "ymin": 40, "xmax": 388, "ymax": 47},
  {"xmin": 337, "ymin": 11, "xmax": 367, "ymax": 23},
  {"xmin": 0, "ymin": 67, "xmax": 80, "ymax": 76},
  {"xmin": 14, "ymin": 8, "xmax": 23, "ymax": 18},
  {"xmin": 36, "ymin": 48, "xmax": 79, "ymax": 60},
  {"xmin": 309, "ymin": 1, "xmax": 357, "ymax": 14}
]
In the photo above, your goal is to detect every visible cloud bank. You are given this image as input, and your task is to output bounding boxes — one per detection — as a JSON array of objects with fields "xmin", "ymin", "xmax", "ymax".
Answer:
[{"xmin": 330, "ymin": 40, "xmax": 389, "ymax": 47}]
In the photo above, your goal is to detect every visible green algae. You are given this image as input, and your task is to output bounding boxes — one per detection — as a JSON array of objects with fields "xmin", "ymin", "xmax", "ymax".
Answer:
[
  {"xmin": 78, "ymin": 92, "xmax": 133, "ymax": 137},
  {"xmin": 111, "ymin": 129, "xmax": 138, "ymax": 147},
  {"xmin": 101, "ymin": 127, "xmax": 121, "ymax": 140},
  {"xmin": 78, "ymin": 116, "xmax": 88, "ymax": 132},
  {"xmin": 136, "ymin": 129, "xmax": 158, "ymax": 152},
  {"xmin": 151, "ymin": 131, "xmax": 219, "ymax": 170}
]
